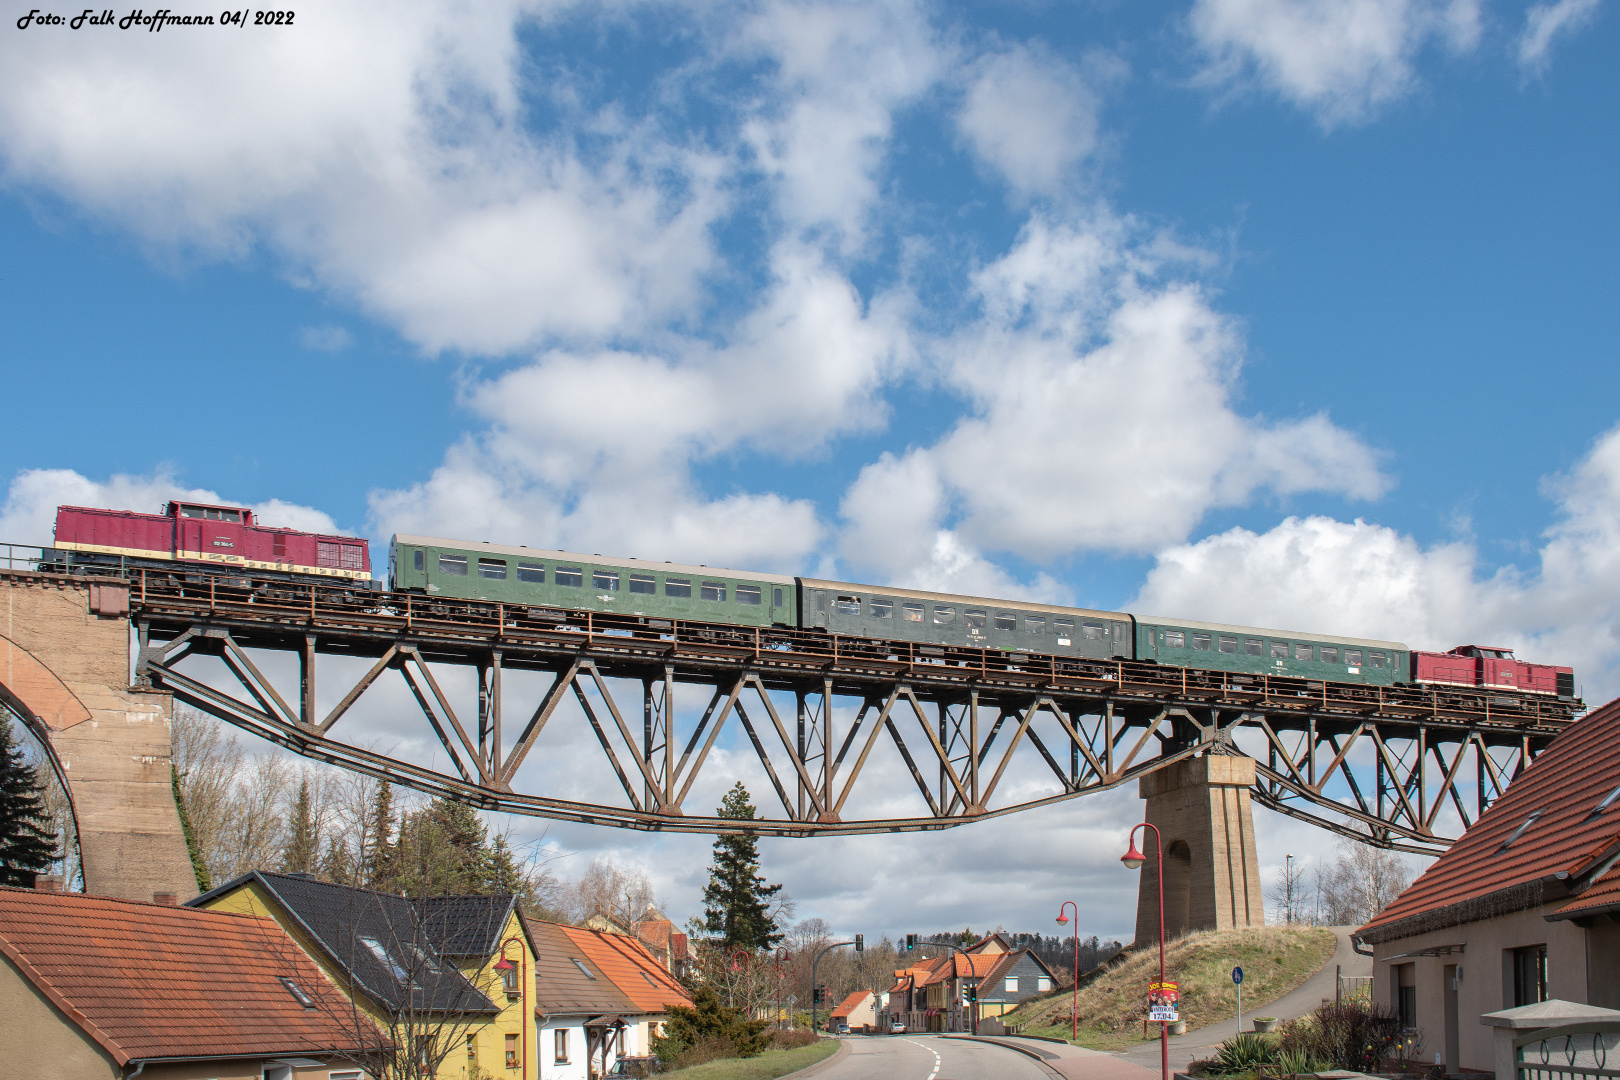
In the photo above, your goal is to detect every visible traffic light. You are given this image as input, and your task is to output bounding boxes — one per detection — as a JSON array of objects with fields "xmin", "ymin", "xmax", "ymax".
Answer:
[
  {"xmin": 855, "ymin": 934, "xmax": 864, "ymax": 952},
  {"xmin": 965, "ymin": 984, "xmax": 977, "ymax": 1003},
  {"xmin": 905, "ymin": 933, "xmax": 916, "ymax": 951}
]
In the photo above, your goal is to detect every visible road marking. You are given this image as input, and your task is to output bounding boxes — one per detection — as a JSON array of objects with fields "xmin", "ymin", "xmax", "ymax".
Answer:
[{"xmin": 898, "ymin": 1036, "xmax": 942, "ymax": 1079}]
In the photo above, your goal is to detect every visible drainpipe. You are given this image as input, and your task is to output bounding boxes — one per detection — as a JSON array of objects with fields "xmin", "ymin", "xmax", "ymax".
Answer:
[
  {"xmin": 122, "ymin": 1062, "xmax": 146, "ymax": 1080},
  {"xmin": 1351, "ymin": 932, "xmax": 1374, "ymax": 958}
]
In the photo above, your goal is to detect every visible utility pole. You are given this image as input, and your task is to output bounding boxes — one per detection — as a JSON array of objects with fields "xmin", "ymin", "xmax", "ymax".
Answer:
[{"xmin": 1285, "ymin": 854, "xmax": 1294, "ymax": 924}]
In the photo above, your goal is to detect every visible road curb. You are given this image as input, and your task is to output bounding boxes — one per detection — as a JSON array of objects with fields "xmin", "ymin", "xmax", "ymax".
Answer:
[
  {"xmin": 942, "ymin": 1034, "xmax": 1068, "ymax": 1078},
  {"xmin": 774, "ymin": 1036, "xmax": 852, "ymax": 1080}
]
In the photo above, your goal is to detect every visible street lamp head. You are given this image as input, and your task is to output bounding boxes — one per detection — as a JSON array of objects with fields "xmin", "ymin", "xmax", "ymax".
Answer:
[
  {"xmin": 1121, "ymin": 839, "xmax": 1146, "ymax": 870},
  {"xmin": 1055, "ymin": 912, "xmax": 1069, "ymax": 925}
]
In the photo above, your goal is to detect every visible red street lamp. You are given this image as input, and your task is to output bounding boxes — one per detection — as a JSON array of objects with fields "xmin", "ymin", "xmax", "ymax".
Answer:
[
  {"xmin": 1055, "ymin": 901, "xmax": 1080, "ymax": 1042},
  {"xmin": 1122, "ymin": 822, "xmax": 1169, "ymax": 1080}
]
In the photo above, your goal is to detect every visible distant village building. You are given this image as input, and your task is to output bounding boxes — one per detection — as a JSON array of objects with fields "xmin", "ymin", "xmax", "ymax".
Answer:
[
  {"xmin": 881, "ymin": 933, "xmax": 1061, "ymax": 1033},
  {"xmin": 828, "ymin": 989, "xmax": 878, "ymax": 1032},
  {"xmin": 1354, "ymin": 697, "xmax": 1620, "ymax": 1073}
]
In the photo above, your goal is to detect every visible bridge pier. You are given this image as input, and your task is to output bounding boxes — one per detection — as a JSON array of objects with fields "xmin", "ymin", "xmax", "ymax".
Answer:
[
  {"xmin": 1, "ymin": 573, "xmax": 193, "ymax": 901},
  {"xmin": 1134, "ymin": 754, "xmax": 1265, "ymax": 945}
]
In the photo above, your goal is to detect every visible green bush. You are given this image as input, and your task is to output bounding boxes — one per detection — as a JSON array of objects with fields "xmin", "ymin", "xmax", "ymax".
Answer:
[
  {"xmin": 653, "ymin": 986, "xmax": 771, "ymax": 1064},
  {"xmin": 1275, "ymin": 1047, "xmax": 1335, "ymax": 1076},
  {"xmin": 1206, "ymin": 1033, "xmax": 1277, "ymax": 1075},
  {"xmin": 1277, "ymin": 1001, "xmax": 1403, "ymax": 1073},
  {"xmin": 769, "ymin": 1029, "xmax": 819, "ymax": 1051}
]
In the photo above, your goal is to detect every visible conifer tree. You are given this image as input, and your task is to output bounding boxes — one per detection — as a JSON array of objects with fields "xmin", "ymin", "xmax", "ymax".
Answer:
[
  {"xmin": 700, "ymin": 783, "xmax": 783, "ymax": 949},
  {"xmin": 364, "ymin": 781, "xmax": 394, "ymax": 887},
  {"xmin": 281, "ymin": 778, "xmax": 319, "ymax": 874},
  {"xmin": 0, "ymin": 718, "xmax": 56, "ymax": 887}
]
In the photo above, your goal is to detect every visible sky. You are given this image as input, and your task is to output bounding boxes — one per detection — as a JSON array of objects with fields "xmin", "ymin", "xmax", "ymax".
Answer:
[{"xmin": 1, "ymin": 0, "xmax": 1615, "ymax": 944}]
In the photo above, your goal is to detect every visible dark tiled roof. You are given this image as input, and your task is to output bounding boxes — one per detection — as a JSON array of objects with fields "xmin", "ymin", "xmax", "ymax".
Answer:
[
  {"xmin": 1358, "ymin": 697, "xmax": 1620, "ymax": 943},
  {"xmin": 413, "ymin": 895, "xmax": 518, "ymax": 957},
  {"xmin": 190, "ymin": 871, "xmax": 500, "ymax": 1015},
  {"xmin": 0, "ymin": 887, "xmax": 387, "ymax": 1066}
]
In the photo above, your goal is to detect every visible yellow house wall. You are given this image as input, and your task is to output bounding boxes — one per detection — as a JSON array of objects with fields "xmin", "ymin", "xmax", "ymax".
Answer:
[{"xmin": 0, "ymin": 951, "xmax": 120, "ymax": 1080}]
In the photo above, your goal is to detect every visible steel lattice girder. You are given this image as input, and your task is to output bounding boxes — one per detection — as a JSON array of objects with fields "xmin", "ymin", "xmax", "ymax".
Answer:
[{"xmin": 130, "ymin": 574, "xmax": 1573, "ymax": 848}]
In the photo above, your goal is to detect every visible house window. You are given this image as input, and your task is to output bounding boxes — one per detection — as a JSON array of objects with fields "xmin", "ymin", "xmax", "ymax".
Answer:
[
  {"xmin": 502, "ymin": 964, "xmax": 520, "ymax": 993},
  {"xmin": 1037, "ymin": 976, "xmax": 1051, "ymax": 992},
  {"xmin": 1395, "ymin": 963, "xmax": 1416, "ymax": 1028},
  {"xmin": 506, "ymin": 1033, "xmax": 519, "ymax": 1068},
  {"xmin": 1004, "ymin": 976, "xmax": 1018, "ymax": 993},
  {"xmin": 468, "ymin": 1033, "xmax": 477, "ymax": 1059},
  {"xmin": 1513, "ymin": 945, "xmax": 1548, "ymax": 1006},
  {"xmin": 329, "ymin": 1073, "xmax": 364, "ymax": 1080},
  {"xmin": 555, "ymin": 1028, "xmax": 570, "ymax": 1063},
  {"xmin": 571, "ymin": 958, "xmax": 597, "ymax": 980}
]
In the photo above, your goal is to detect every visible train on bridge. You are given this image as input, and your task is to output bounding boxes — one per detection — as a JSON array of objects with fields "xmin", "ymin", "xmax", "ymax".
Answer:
[{"xmin": 46, "ymin": 501, "xmax": 1576, "ymax": 700}]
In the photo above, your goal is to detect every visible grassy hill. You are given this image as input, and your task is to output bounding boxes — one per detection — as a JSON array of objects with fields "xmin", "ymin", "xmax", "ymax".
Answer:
[{"xmin": 1005, "ymin": 926, "xmax": 1335, "ymax": 1050}]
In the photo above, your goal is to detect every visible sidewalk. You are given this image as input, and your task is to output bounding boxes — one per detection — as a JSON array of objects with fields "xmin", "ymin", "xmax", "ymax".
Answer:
[{"xmin": 1112, "ymin": 926, "xmax": 1371, "ymax": 1072}]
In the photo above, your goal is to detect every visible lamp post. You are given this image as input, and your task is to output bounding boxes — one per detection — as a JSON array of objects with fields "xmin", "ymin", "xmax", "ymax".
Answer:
[
  {"xmin": 1122, "ymin": 822, "xmax": 1168, "ymax": 1080},
  {"xmin": 1055, "ymin": 901, "xmax": 1080, "ymax": 1042},
  {"xmin": 1284, "ymin": 854, "xmax": 1294, "ymax": 924}
]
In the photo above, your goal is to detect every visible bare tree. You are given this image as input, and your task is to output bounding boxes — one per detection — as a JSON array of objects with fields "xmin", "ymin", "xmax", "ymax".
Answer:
[
  {"xmin": 1319, "ymin": 836, "xmax": 1415, "ymax": 924},
  {"xmin": 1268, "ymin": 855, "xmax": 1312, "ymax": 924},
  {"xmin": 561, "ymin": 854, "xmax": 659, "ymax": 927}
]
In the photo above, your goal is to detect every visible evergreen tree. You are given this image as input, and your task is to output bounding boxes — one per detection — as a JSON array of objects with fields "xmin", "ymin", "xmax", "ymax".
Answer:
[
  {"xmin": 378, "ymin": 796, "xmax": 492, "ymax": 896},
  {"xmin": 281, "ymin": 778, "xmax": 319, "ymax": 874},
  {"xmin": 364, "ymin": 781, "xmax": 394, "ymax": 887},
  {"xmin": 0, "ymin": 718, "xmax": 56, "ymax": 887},
  {"xmin": 700, "ymin": 783, "xmax": 783, "ymax": 949}
]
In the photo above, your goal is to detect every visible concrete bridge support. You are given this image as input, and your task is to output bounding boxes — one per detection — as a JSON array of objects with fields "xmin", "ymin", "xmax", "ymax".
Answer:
[
  {"xmin": 1134, "ymin": 754, "xmax": 1266, "ymax": 945},
  {"xmin": 1, "ymin": 573, "xmax": 193, "ymax": 901}
]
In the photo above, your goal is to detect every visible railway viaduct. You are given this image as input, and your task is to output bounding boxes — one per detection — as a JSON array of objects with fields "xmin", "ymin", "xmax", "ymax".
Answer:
[{"xmin": 1, "ymin": 571, "xmax": 192, "ymax": 900}]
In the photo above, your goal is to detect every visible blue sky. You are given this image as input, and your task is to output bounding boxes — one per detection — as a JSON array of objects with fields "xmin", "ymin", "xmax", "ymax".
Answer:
[{"xmin": 2, "ymin": 0, "xmax": 1614, "ymax": 938}]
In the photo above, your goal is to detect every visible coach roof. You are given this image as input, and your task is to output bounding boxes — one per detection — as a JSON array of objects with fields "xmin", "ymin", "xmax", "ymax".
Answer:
[
  {"xmin": 1138, "ymin": 615, "xmax": 1407, "ymax": 651},
  {"xmin": 799, "ymin": 578, "xmax": 1130, "ymax": 622},
  {"xmin": 394, "ymin": 536, "xmax": 795, "ymax": 585}
]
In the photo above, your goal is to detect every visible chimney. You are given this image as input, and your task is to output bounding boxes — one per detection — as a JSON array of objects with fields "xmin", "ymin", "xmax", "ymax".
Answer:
[
  {"xmin": 34, "ymin": 875, "xmax": 63, "ymax": 893},
  {"xmin": 152, "ymin": 892, "xmax": 178, "ymax": 906}
]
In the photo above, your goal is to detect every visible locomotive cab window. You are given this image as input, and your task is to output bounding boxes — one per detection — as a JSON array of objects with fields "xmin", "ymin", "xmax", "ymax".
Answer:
[
  {"xmin": 1082, "ymin": 620, "xmax": 1103, "ymax": 640},
  {"xmin": 593, "ymin": 570, "xmax": 619, "ymax": 591},
  {"xmin": 966, "ymin": 610, "xmax": 987, "ymax": 629},
  {"xmin": 478, "ymin": 559, "xmax": 507, "ymax": 579},
  {"xmin": 933, "ymin": 605, "xmax": 955, "ymax": 625},
  {"xmin": 994, "ymin": 613, "xmax": 1015, "ymax": 631},
  {"xmin": 438, "ymin": 554, "xmax": 469, "ymax": 576},
  {"xmin": 902, "ymin": 603, "xmax": 924, "ymax": 622},
  {"xmin": 555, "ymin": 566, "xmax": 584, "ymax": 587},
  {"xmin": 1245, "ymin": 639, "xmax": 1263, "ymax": 656},
  {"xmin": 701, "ymin": 581, "xmax": 726, "ymax": 602},
  {"xmin": 1219, "ymin": 636, "xmax": 1237, "ymax": 653},
  {"xmin": 870, "ymin": 599, "xmax": 893, "ymax": 618},
  {"xmin": 518, "ymin": 562, "xmax": 545, "ymax": 583},
  {"xmin": 1271, "ymin": 641, "xmax": 1289, "ymax": 658},
  {"xmin": 1369, "ymin": 651, "xmax": 1387, "ymax": 668},
  {"xmin": 665, "ymin": 577, "xmax": 691, "ymax": 597},
  {"xmin": 1191, "ymin": 632, "xmax": 1212, "ymax": 650},
  {"xmin": 736, "ymin": 584, "xmax": 762, "ymax": 605},
  {"xmin": 629, "ymin": 573, "xmax": 656, "ymax": 594},
  {"xmin": 1345, "ymin": 649, "xmax": 1363, "ymax": 665},
  {"xmin": 1320, "ymin": 646, "xmax": 1338, "ymax": 662},
  {"xmin": 179, "ymin": 505, "xmax": 241, "ymax": 522},
  {"xmin": 1025, "ymin": 615, "xmax": 1045, "ymax": 634},
  {"xmin": 1164, "ymin": 631, "xmax": 1184, "ymax": 648},
  {"xmin": 835, "ymin": 595, "xmax": 861, "ymax": 614},
  {"xmin": 1295, "ymin": 644, "xmax": 1313, "ymax": 661}
]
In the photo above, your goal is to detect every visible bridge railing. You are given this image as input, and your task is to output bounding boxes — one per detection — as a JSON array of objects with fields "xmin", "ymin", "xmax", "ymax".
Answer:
[
  {"xmin": 0, "ymin": 543, "xmax": 136, "ymax": 577},
  {"xmin": 0, "ymin": 543, "xmax": 47, "ymax": 572}
]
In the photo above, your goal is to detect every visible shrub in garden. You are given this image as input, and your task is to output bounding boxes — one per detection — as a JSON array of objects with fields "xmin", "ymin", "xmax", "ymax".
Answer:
[
  {"xmin": 1207, "ymin": 1033, "xmax": 1278, "ymax": 1075},
  {"xmin": 652, "ymin": 985, "xmax": 771, "ymax": 1064},
  {"xmin": 1277, "ymin": 1001, "xmax": 1402, "ymax": 1073}
]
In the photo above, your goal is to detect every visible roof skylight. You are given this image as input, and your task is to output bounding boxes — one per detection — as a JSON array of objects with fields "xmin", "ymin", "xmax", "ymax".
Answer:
[
  {"xmin": 1497, "ymin": 810, "xmax": 1545, "ymax": 852},
  {"xmin": 360, "ymin": 935, "xmax": 412, "ymax": 983},
  {"xmin": 1585, "ymin": 782, "xmax": 1620, "ymax": 823},
  {"xmin": 279, "ymin": 977, "xmax": 316, "ymax": 1008},
  {"xmin": 571, "ymin": 958, "xmax": 597, "ymax": 980}
]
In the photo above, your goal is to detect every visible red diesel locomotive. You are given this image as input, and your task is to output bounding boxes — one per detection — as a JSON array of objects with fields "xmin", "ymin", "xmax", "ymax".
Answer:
[
  {"xmin": 50, "ymin": 501, "xmax": 372, "ymax": 582},
  {"xmin": 1412, "ymin": 644, "xmax": 1573, "ymax": 698}
]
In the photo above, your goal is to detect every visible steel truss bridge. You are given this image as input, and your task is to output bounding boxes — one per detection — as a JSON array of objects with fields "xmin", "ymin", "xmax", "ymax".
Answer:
[{"xmin": 98, "ymin": 571, "xmax": 1584, "ymax": 856}]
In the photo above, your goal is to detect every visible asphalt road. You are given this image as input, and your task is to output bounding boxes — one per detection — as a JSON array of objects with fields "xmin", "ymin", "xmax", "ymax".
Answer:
[{"xmin": 815, "ymin": 1034, "xmax": 1054, "ymax": 1080}]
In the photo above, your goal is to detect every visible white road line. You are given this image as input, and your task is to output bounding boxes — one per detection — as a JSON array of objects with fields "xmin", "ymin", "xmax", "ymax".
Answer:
[{"xmin": 898, "ymin": 1036, "xmax": 942, "ymax": 1079}]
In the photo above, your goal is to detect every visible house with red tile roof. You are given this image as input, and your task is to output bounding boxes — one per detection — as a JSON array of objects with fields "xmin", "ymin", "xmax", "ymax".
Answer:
[
  {"xmin": 527, "ymin": 918, "xmax": 693, "ymax": 1080},
  {"xmin": 828, "ymin": 989, "xmax": 877, "ymax": 1032},
  {"xmin": 879, "ymin": 937, "xmax": 1059, "ymax": 1032},
  {"xmin": 0, "ymin": 885, "xmax": 389, "ymax": 1080},
  {"xmin": 1353, "ymin": 696, "xmax": 1620, "ymax": 1073}
]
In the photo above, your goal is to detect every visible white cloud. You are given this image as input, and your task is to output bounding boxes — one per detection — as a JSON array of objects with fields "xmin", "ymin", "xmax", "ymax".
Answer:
[
  {"xmin": 1131, "ymin": 423, "xmax": 1620, "ymax": 701},
  {"xmin": 955, "ymin": 45, "xmax": 1117, "ymax": 199},
  {"xmin": 1519, "ymin": 0, "xmax": 1604, "ymax": 72},
  {"xmin": 1188, "ymin": 0, "xmax": 1482, "ymax": 126},
  {"xmin": 299, "ymin": 325, "xmax": 353, "ymax": 352},
  {"xmin": 0, "ymin": 467, "xmax": 346, "ymax": 547}
]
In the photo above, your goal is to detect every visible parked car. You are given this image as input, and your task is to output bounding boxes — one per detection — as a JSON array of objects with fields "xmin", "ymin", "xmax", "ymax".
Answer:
[
  {"xmin": 606, "ymin": 1057, "xmax": 661, "ymax": 1077},
  {"xmin": 889, "ymin": 1020, "xmax": 906, "ymax": 1034}
]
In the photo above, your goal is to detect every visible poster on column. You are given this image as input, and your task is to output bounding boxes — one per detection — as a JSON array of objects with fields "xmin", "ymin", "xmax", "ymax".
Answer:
[{"xmin": 1148, "ymin": 981, "xmax": 1180, "ymax": 1023}]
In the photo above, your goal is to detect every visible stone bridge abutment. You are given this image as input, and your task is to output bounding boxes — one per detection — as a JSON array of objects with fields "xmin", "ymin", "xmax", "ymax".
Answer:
[{"xmin": 1, "ymin": 572, "xmax": 192, "ymax": 901}]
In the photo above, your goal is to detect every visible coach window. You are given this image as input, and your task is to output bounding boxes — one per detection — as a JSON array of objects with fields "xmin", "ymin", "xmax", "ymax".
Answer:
[
  {"xmin": 555, "ymin": 566, "xmax": 583, "ymax": 587},
  {"xmin": 994, "ymin": 613, "xmax": 1016, "ymax": 631},
  {"xmin": 664, "ymin": 577, "xmax": 691, "ymax": 598},
  {"xmin": 1191, "ymin": 633, "xmax": 1212, "ymax": 650},
  {"xmin": 1025, "ymin": 615, "xmax": 1045, "ymax": 634},
  {"xmin": 1271, "ymin": 641, "xmax": 1289, "ymax": 659},
  {"xmin": 413, "ymin": 550, "xmax": 424, "ymax": 572},
  {"xmin": 1054, "ymin": 618, "xmax": 1073, "ymax": 638},
  {"xmin": 966, "ymin": 610, "xmax": 986, "ymax": 629},
  {"xmin": 593, "ymin": 570, "xmax": 619, "ymax": 591},
  {"xmin": 1320, "ymin": 646, "xmax": 1338, "ymax": 662},
  {"xmin": 439, "ymin": 554, "xmax": 469, "ymax": 576},
  {"xmin": 629, "ymin": 573, "xmax": 655, "ymax": 594},
  {"xmin": 1295, "ymin": 644, "xmax": 1313, "ymax": 661},
  {"xmin": 1345, "ymin": 649, "xmax": 1363, "ymax": 666},
  {"xmin": 902, "ymin": 603, "xmax": 924, "ymax": 623},
  {"xmin": 1218, "ymin": 636, "xmax": 1237, "ymax": 653},
  {"xmin": 1369, "ymin": 651, "xmax": 1387, "ymax": 668},
  {"xmin": 701, "ymin": 581, "xmax": 726, "ymax": 602},
  {"xmin": 934, "ymin": 606, "xmax": 955, "ymax": 625},
  {"xmin": 478, "ymin": 559, "xmax": 507, "ymax": 580},
  {"xmin": 1082, "ymin": 621, "xmax": 1103, "ymax": 640},
  {"xmin": 1164, "ymin": 631, "xmax": 1184, "ymax": 648},
  {"xmin": 869, "ymin": 599, "xmax": 893, "ymax": 618},
  {"xmin": 1244, "ymin": 639, "xmax": 1262, "ymax": 656},
  {"xmin": 518, "ymin": 562, "xmax": 545, "ymax": 583},
  {"xmin": 835, "ymin": 595, "xmax": 861, "ymax": 615},
  {"xmin": 737, "ymin": 584, "xmax": 763, "ymax": 605}
]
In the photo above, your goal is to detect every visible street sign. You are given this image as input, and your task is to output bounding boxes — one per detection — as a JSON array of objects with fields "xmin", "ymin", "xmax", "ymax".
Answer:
[
  {"xmin": 1149, "ymin": 980, "xmax": 1180, "ymax": 1023},
  {"xmin": 1233, "ymin": 967, "xmax": 1244, "ymax": 984}
]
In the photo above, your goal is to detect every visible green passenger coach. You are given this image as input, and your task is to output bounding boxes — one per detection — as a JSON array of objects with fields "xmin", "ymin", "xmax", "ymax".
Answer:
[
  {"xmin": 389, "ymin": 536, "xmax": 797, "ymax": 628},
  {"xmin": 1134, "ymin": 616, "xmax": 1409, "ymax": 687}
]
